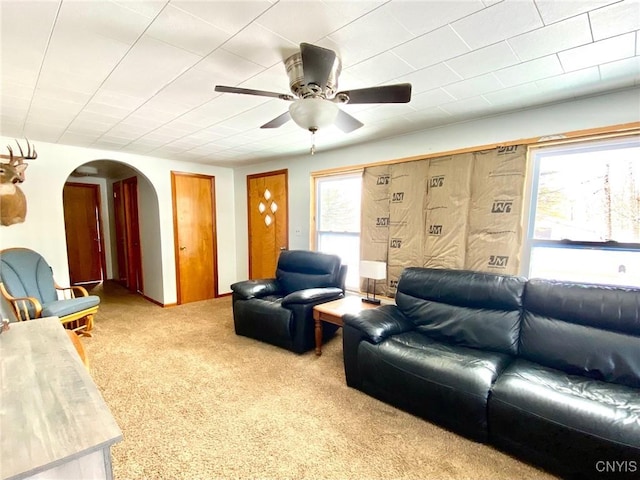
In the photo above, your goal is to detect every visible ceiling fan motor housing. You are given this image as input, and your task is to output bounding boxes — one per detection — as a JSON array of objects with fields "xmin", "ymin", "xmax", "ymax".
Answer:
[{"xmin": 285, "ymin": 52, "xmax": 341, "ymax": 99}]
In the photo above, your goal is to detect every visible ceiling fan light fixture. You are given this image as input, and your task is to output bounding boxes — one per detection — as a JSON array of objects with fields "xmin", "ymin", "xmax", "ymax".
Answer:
[{"xmin": 288, "ymin": 98, "xmax": 339, "ymax": 132}]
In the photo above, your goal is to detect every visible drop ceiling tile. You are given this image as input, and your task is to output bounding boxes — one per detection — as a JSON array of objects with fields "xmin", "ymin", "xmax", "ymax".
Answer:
[
  {"xmin": 345, "ymin": 52, "xmax": 414, "ymax": 85},
  {"xmin": 445, "ymin": 42, "xmax": 520, "ymax": 79},
  {"xmin": 507, "ymin": 14, "xmax": 592, "ymax": 62},
  {"xmin": 236, "ymin": 64, "xmax": 292, "ymax": 96},
  {"xmin": 221, "ymin": 23, "xmax": 297, "ymax": 68},
  {"xmin": 326, "ymin": 4, "xmax": 415, "ymax": 66},
  {"xmin": 110, "ymin": 0, "xmax": 167, "ymax": 19},
  {"xmin": 483, "ymin": 82, "xmax": 544, "ymax": 108},
  {"xmin": 450, "ymin": 0, "xmax": 543, "ymax": 50},
  {"xmin": 559, "ymin": 33, "xmax": 636, "ymax": 72},
  {"xmin": 91, "ymin": 90, "xmax": 147, "ymax": 110},
  {"xmin": 23, "ymin": 121, "xmax": 68, "ymax": 141},
  {"xmin": 28, "ymin": 99, "xmax": 83, "ymax": 123},
  {"xmin": 439, "ymin": 95, "xmax": 492, "ymax": 117},
  {"xmin": 82, "ymin": 101, "xmax": 134, "ymax": 119},
  {"xmin": 590, "ymin": 1, "xmax": 640, "ymax": 41},
  {"xmin": 386, "ymin": 0, "xmax": 485, "ymax": 36},
  {"xmin": 145, "ymin": 5, "xmax": 229, "ymax": 56},
  {"xmin": 392, "ymin": 26, "xmax": 470, "ymax": 70},
  {"xmin": 58, "ymin": 131, "xmax": 102, "ymax": 146},
  {"xmin": 216, "ymin": 101, "xmax": 291, "ymax": 131},
  {"xmin": 55, "ymin": 0, "xmax": 153, "ymax": 44},
  {"xmin": 40, "ymin": 29, "xmax": 132, "ymax": 86},
  {"xmin": 410, "ymin": 88, "xmax": 457, "ymax": 110},
  {"xmin": 441, "ymin": 73, "xmax": 503, "ymax": 100},
  {"xmin": 33, "ymin": 85, "xmax": 94, "ymax": 105},
  {"xmin": 151, "ymin": 70, "xmax": 218, "ymax": 109},
  {"xmin": 535, "ymin": 67, "xmax": 602, "ymax": 95},
  {"xmin": 600, "ymin": 56, "xmax": 640, "ymax": 82},
  {"xmin": 99, "ymin": 35, "xmax": 201, "ymax": 98},
  {"xmin": 255, "ymin": 0, "xmax": 362, "ymax": 45},
  {"xmin": 198, "ymin": 48, "xmax": 265, "ymax": 87},
  {"xmin": 535, "ymin": 0, "xmax": 619, "ymax": 24},
  {"xmin": 171, "ymin": 0, "xmax": 273, "ymax": 35},
  {"xmin": 105, "ymin": 122, "xmax": 152, "ymax": 138},
  {"xmin": 0, "ymin": 0, "xmax": 58, "ymax": 84},
  {"xmin": 494, "ymin": 55, "xmax": 563, "ymax": 87}
]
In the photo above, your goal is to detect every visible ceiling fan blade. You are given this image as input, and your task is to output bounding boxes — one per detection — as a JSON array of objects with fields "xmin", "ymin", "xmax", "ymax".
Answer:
[
  {"xmin": 335, "ymin": 83, "xmax": 412, "ymax": 104},
  {"xmin": 215, "ymin": 85, "xmax": 294, "ymax": 101},
  {"xmin": 300, "ymin": 43, "xmax": 337, "ymax": 90},
  {"xmin": 334, "ymin": 109, "xmax": 364, "ymax": 133},
  {"xmin": 260, "ymin": 111, "xmax": 291, "ymax": 129}
]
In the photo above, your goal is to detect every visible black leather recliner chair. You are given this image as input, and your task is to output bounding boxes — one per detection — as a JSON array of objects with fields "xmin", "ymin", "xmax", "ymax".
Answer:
[{"xmin": 230, "ymin": 250, "xmax": 346, "ymax": 353}]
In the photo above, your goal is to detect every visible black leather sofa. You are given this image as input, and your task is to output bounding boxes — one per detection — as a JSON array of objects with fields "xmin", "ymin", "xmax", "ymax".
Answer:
[
  {"xmin": 343, "ymin": 267, "xmax": 640, "ymax": 478},
  {"xmin": 231, "ymin": 250, "xmax": 346, "ymax": 354}
]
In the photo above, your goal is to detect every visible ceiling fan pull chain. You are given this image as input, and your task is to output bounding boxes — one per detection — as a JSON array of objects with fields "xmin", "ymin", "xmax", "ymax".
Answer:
[{"xmin": 310, "ymin": 130, "xmax": 316, "ymax": 155}]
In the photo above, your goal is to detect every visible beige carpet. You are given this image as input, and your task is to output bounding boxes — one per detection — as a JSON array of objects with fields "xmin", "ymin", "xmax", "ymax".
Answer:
[{"xmin": 84, "ymin": 282, "xmax": 555, "ymax": 480}]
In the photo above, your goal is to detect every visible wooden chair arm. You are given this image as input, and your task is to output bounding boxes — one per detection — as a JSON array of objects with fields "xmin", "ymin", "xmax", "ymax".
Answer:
[
  {"xmin": 54, "ymin": 283, "xmax": 89, "ymax": 298},
  {"xmin": 0, "ymin": 282, "xmax": 43, "ymax": 321}
]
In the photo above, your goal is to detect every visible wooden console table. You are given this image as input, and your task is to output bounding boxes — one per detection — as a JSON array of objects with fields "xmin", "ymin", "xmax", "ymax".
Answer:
[{"xmin": 0, "ymin": 317, "xmax": 122, "ymax": 480}]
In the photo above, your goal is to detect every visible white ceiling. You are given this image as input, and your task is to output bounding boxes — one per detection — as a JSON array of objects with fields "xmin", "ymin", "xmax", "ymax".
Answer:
[{"xmin": 1, "ymin": 0, "xmax": 639, "ymax": 167}]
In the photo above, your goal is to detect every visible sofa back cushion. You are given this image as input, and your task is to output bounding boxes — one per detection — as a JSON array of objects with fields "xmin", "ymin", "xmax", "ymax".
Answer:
[
  {"xmin": 521, "ymin": 279, "xmax": 640, "ymax": 388},
  {"xmin": 275, "ymin": 250, "xmax": 342, "ymax": 295},
  {"xmin": 395, "ymin": 267, "xmax": 526, "ymax": 355}
]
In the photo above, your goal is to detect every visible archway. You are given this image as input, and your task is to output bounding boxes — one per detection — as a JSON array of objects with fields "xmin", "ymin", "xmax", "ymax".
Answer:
[{"xmin": 62, "ymin": 159, "xmax": 163, "ymax": 302}]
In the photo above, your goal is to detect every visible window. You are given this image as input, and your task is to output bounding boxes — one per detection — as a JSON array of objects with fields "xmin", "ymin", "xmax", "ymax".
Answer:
[
  {"xmin": 526, "ymin": 136, "xmax": 640, "ymax": 286},
  {"xmin": 315, "ymin": 172, "xmax": 362, "ymax": 290}
]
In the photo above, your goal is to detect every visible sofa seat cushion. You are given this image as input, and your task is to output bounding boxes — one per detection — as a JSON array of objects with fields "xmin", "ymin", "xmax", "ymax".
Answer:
[
  {"xmin": 489, "ymin": 359, "xmax": 640, "ymax": 476},
  {"xmin": 357, "ymin": 331, "xmax": 513, "ymax": 440},
  {"xmin": 42, "ymin": 295, "xmax": 100, "ymax": 318}
]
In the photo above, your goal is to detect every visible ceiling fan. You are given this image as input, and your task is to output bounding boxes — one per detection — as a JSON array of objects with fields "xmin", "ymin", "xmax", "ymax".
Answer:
[{"xmin": 214, "ymin": 43, "xmax": 412, "ymax": 145}]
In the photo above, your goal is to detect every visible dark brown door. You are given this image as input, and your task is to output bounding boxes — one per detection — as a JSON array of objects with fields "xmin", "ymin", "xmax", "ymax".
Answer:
[
  {"xmin": 112, "ymin": 177, "xmax": 143, "ymax": 292},
  {"xmin": 62, "ymin": 182, "xmax": 105, "ymax": 286},
  {"xmin": 247, "ymin": 170, "xmax": 288, "ymax": 279},
  {"xmin": 123, "ymin": 177, "xmax": 143, "ymax": 293},
  {"xmin": 113, "ymin": 180, "xmax": 127, "ymax": 285},
  {"xmin": 171, "ymin": 172, "xmax": 217, "ymax": 304}
]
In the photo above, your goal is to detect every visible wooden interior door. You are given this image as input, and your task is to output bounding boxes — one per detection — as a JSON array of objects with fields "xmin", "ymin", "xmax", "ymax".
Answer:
[
  {"xmin": 171, "ymin": 172, "xmax": 217, "ymax": 304},
  {"xmin": 123, "ymin": 177, "xmax": 143, "ymax": 293},
  {"xmin": 112, "ymin": 177, "xmax": 143, "ymax": 292},
  {"xmin": 62, "ymin": 182, "xmax": 105, "ymax": 286},
  {"xmin": 247, "ymin": 169, "xmax": 288, "ymax": 279},
  {"xmin": 112, "ymin": 180, "xmax": 128, "ymax": 285}
]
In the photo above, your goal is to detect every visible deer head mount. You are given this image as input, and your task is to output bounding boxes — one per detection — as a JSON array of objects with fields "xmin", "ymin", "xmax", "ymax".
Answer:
[{"xmin": 0, "ymin": 138, "xmax": 37, "ymax": 226}]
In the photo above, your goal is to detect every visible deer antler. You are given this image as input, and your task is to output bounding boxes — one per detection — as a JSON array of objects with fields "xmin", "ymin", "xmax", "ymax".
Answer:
[{"xmin": 15, "ymin": 138, "xmax": 37, "ymax": 160}]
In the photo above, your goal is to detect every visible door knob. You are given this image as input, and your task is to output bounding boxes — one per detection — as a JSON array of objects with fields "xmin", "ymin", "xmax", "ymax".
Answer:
[{"xmin": 180, "ymin": 246, "xmax": 186, "ymax": 251}]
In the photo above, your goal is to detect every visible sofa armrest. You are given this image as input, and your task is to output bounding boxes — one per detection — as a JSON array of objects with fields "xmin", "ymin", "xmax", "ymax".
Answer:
[
  {"xmin": 343, "ymin": 305, "xmax": 413, "ymax": 344},
  {"xmin": 230, "ymin": 279, "xmax": 281, "ymax": 300},
  {"xmin": 282, "ymin": 287, "xmax": 343, "ymax": 306}
]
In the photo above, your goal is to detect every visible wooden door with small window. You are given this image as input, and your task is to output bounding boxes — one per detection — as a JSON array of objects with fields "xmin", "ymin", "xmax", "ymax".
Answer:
[{"xmin": 247, "ymin": 170, "xmax": 288, "ymax": 279}]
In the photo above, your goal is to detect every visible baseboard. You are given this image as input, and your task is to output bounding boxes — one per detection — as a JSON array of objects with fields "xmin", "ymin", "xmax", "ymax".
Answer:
[{"xmin": 141, "ymin": 293, "xmax": 177, "ymax": 308}]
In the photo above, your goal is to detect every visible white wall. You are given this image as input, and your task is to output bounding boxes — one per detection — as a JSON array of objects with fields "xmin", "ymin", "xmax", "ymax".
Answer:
[
  {"xmin": 0, "ymin": 139, "xmax": 237, "ymax": 304},
  {"xmin": 232, "ymin": 88, "xmax": 640, "ymax": 283}
]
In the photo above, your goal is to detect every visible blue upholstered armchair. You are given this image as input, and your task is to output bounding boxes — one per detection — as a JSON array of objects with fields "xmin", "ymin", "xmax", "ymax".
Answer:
[
  {"xmin": 231, "ymin": 250, "xmax": 347, "ymax": 353},
  {"xmin": 0, "ymin": 248, "xmax": 100, "ymax": 336}
]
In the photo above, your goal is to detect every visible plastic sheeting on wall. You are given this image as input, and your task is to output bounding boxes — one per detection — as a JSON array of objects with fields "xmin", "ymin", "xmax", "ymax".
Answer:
[
  {"xmin": 423, "ymin": 153, "xmax": 473, "ymax": 270},
  {"xmin": 360, "ymin": 145, "xmax": 527, "ymax": 296},
  {"xmin": 387, "ymin": 161, "xmax": 429, "ymax": 296},
  {"xmin": 465, "ymin": 145, "xmax": 527, "ymax": 276},
  {"xmin": 360, "ymin": 166, "xmax": 391, "ymax": 295}
]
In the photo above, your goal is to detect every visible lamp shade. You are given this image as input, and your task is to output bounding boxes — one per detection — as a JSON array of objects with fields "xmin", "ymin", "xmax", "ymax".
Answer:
[
  {"xmin": 360, "ymin": 260, "xmax": 387, "ymax": 280},
  {"xmin": 288, "ymin": 98, "xmax": 339, "ymax": 131}
]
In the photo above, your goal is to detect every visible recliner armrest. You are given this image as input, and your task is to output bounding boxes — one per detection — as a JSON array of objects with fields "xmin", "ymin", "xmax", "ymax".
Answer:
[
  {"xmin": 343, "ymin": 305, "xmax": 413, "ymax": 344},
  {"xmin": 230, "ymin": 279, "xmax": 281, "ymax": 300},
  {"xmin": 282, "ymin": 287, "xmax": 343, "ymax": 306}
]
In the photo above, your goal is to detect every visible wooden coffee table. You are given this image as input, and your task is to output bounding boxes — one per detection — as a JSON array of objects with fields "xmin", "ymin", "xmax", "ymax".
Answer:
[{"xmin": 313, "ymin": 295, "xmax": 382, "ymax": 356}]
